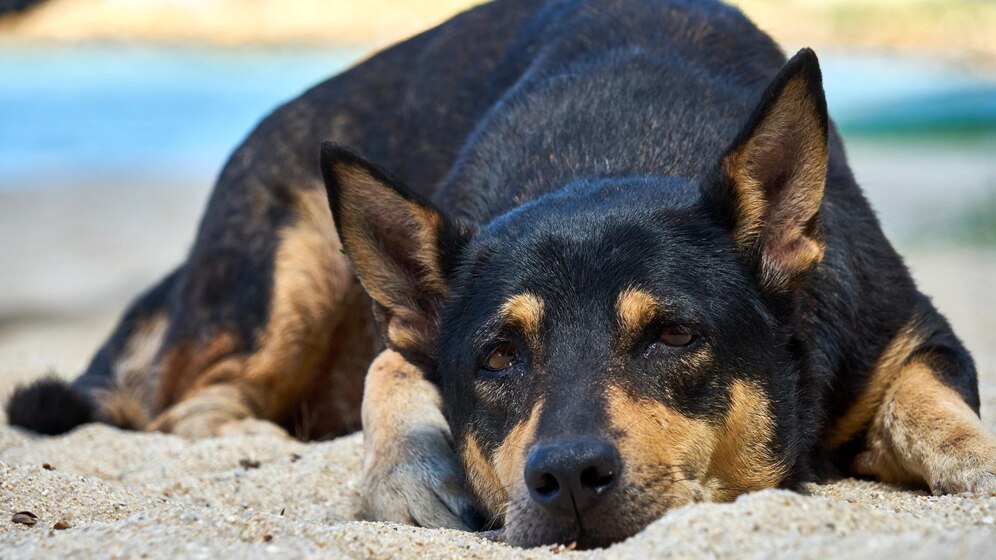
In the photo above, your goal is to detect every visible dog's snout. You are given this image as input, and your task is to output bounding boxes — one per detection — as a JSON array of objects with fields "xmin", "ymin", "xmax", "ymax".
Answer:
[{"xmin": 524, "ymin": 438, "xmax": 621, "ymax": 517}]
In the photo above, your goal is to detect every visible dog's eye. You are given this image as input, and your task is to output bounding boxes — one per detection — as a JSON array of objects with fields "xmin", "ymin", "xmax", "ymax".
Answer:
[
  {"xmin": 483, "ymin": 342, "xmax": 518, "ymax": 372},
  {"xmin": 660, "ymin": 326, "xmax": 697, "ymax": 347}
]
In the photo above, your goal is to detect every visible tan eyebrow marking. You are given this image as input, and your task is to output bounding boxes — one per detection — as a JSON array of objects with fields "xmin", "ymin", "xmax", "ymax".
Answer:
[
  {"xmin": 501, "ymin": 293, "xmax": 544, "ymax": 343},
  {"xmin": 616, "ymin": 288, "xmax": 658, "ymax": 339}
]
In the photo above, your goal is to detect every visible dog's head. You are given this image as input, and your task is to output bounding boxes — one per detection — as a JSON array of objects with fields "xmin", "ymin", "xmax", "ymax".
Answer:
[{"xmin": 321, "ymin": 49, "xmax": 828, "ymax": 548}]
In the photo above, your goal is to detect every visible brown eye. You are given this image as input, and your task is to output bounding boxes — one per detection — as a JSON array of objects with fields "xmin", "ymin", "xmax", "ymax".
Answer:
[
  {"xmin": 484, "ymin": 342, "xmax": 518, "ymax": 372},
  {"xmin": 661, "ymin": 326, "xmax": 696, "ymax": 347}
]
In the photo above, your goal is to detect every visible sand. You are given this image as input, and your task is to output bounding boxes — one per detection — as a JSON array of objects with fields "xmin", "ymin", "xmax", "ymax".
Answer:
[{"xmin": 1, "ymin": 248, "xmax": 994, "ymax": 558}]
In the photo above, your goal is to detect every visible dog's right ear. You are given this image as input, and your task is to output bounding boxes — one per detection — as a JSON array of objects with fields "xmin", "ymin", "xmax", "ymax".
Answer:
[{"xmin": 321, "ymin": 142, "xmax": 470, "ymax": 369}]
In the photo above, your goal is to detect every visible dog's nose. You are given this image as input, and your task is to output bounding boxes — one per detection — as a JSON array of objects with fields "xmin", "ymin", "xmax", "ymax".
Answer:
[{"xmin": 524, "ymin": 438, "xmax": 621, "ymax": 517}]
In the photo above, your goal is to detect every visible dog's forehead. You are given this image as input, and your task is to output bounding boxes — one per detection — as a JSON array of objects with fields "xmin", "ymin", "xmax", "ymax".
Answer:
[
  {"xmin": 479, "ymin": 175, "xmax": 701, "ymax": 240},
  {"xmin": 460, "ymin": 187, "xmax": 737, "ymax": 304},
  {"xmin": 463, "ymin": 177, "xmax": 704, "ymax": 285}
]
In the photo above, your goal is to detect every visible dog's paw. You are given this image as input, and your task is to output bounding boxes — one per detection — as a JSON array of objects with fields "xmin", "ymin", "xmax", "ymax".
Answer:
[
  {"xmin": 926, "ymin": 436, "xmax": 996, "ymax": 496},
  {"xmin": 153, "ymin": 410, "xmax": 288, "ymax": 439},
  {"xmin": 148, "ymin": 384, "xmax": 265, "ymax": 439},
  {"xmin": 932, "ymin": 428, "xmax": 996, "ymax": 496},
  {"xmin": 362, "ymin": 426, "xmax": 485, "ymax": 530},
  {"xmin": 216, "ymin": 417, "xmax": 290, "ymax": 439},
  {"xmin": 929, "ymin": 468, "xmax": 996, "ymax": 496}
]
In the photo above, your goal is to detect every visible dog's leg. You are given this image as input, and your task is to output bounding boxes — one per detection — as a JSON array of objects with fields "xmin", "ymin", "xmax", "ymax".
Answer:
[
  {"xmin": 852, "ymin": 361, "xmax": 996, "ymax": 494},
  {"xmin": 150, "ymin": 187, "xmax": 368, "ymax": 439},
  {"xmin": 361, "ymin": 349, "xmax": 481, "ymax": 529},
  {"xmin": 833, "ymin": 316, "xmax": 996, "ymax": 495}
]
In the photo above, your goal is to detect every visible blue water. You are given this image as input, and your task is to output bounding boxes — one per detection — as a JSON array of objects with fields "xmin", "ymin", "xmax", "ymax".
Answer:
[
  {"xmin": 818, "ymin": 55, "xmax": 996, "ymax": 135},
  {"xmin": 0, "ymin": 46, "xmax": 365, "ymax": 189},
  {"xmin": 1, "ymin": 46, "xmax": 994, "ymax": 191}
]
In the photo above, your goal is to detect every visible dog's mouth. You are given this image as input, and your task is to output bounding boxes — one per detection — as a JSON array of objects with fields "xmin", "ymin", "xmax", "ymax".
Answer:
[
  {"xmin": 476, "ymin": 524, "xmax": 623, "ymax": 551},
  {"xmin": 496, "ymin": 511, "xmax": 644, "ymax": 550},
  {"xmin": 559, "ymin": 528, "xmax": 632, "ymax": 551},
  {"xmin": 495, "ymin": 488, "xmax": 681, "ymax": 550}
]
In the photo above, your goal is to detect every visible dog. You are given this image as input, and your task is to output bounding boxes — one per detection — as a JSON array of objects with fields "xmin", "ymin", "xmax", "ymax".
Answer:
[{"xmin": 7, "ymin": 0, "xmax": 996, "ymax": 549}]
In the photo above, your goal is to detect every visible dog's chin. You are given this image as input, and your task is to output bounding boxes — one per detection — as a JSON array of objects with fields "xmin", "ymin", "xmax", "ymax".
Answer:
[
  {"xmin": 501, "ymin": 487, "xmax": 689, "ymax": 549},
  {"xmin": 503, "ymin": 516, "xmax": 637, "ymax": 550}
]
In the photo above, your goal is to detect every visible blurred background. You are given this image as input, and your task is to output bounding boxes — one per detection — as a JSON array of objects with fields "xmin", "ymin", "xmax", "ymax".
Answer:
[{"xmin": 0, "ymin": 0, "xmax": 993, "ymax": 385}]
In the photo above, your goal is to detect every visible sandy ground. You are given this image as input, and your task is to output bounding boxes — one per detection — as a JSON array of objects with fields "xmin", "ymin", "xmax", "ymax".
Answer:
[{"xmin": 1, "ymin": 144, "xmax": 995, "ymax": 556}]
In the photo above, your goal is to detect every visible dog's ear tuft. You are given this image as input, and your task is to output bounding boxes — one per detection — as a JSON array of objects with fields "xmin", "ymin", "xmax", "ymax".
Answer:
[
  {"xmin": 320, "ymin": 141, "xmax": 469, "ymax": 368},
  {"xmin": 715, "ymin": 48, "xmax": 829, "ymax": 292}
]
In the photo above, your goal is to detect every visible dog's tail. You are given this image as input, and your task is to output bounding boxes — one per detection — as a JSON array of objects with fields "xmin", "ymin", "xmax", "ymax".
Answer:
[
  {"xmin": 5, "ymin": 266, "xmax": 182, "ymax": 435},
  {"xmin": 4, "ymin": 376, "xmax": 97, "ymax": 435}
]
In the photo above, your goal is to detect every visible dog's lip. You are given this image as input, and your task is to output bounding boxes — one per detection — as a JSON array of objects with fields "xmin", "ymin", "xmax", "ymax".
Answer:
[
  {"xmin": 501, "ymin": 512, "xmax": 635, "ymax": 550},
  {"xmin": 538, "ymin": 528, "xmax": 626, "ymax": 550},
  {"xmin": 571, "ymin": 527, "xmax": 635, "ymax": 550}
]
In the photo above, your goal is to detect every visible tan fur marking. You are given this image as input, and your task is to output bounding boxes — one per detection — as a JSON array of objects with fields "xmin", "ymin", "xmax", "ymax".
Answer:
[
  {"xmin": 830, "ymin": 315, "xmax": 996, "ymax": 494},
  {"xmin": 114, "ymin": 313, "xmax": 169, "ymax": 405},
  {"xmin": 707, "ymin": 380, "xmax": 787, "ymax": 499},
  {"xmin": 831, "ymin": 321, "xmax": 925, "ymax": 449},
  {"xmin": 616, "ymin": 288, "xmax": 657, "ymax": 343},
  {"xmin": 155, "ymin": 186, "xmax": 369, "ymax": 438},
  {"xmin": 96, "ymin": 389, "xmax": 151, "ymax": 431},
  {"xmin": 215, "ymin": 188, "xmax": 353, "ymax": 418},
  {"xmin": 157, "ymin": 332, "xmax": 242, "ymax": 411},
  {"xmin": 501, "ymin": 293, "xmax": 544, "ymax": 344},
  {"xmin": 607, "ymin": 382, "xmax": 785, "ymax": 505},
  {"xmin": 292, "ymin": 285, "xmax": 374, "ymax": 439},
  {"xmin": 852, "ymin": 360, "xmax": 996, "ymax": 494},
  {"xmin": 607, "ymin": 386, "xmax": 716, "ymax": 503},
  {"xmin": 462, "ymin": 434, "xmax": 507, "ymax": 516},
  {"xmin": 387, "ymin": 319, "xmax": 423, "ymax": 353},
  {"xmin": 492, "ymin": 401, "xmax": 544, "ymax": 503},
  {"xmin": 148, "ymin": 383, "xmax": 260, "ymax": 437},
  {"xmin": 93, "ymin": 313, "xmax": 169, "ymax": 430}
]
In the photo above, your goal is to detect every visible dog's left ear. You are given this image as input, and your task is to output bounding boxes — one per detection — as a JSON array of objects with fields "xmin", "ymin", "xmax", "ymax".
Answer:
[
  {"xmin": 713, "ymin": 48, "xmax": 829, "ymax": 292},
  {"xmin": 320, "ymin": 142, "xmax": 471, "ymax": 369}
]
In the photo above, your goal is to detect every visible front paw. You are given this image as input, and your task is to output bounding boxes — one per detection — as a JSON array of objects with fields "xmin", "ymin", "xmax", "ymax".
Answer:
[
  {"xmin": 363, "ymin": 426, "xmax": 485, "ymax": 530},
  {"xmin": 927, "ymin": 438, "xmax": 996, "ymax": 496},
  {"xmin": 930, "ymin": 468, "xmax": 996, "ymax": 496}
]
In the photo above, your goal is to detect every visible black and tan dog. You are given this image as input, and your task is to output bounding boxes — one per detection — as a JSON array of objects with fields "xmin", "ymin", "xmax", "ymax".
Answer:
[{"xmin": 7, "ymin": 0, "xmax": 996, "ymax": 548}]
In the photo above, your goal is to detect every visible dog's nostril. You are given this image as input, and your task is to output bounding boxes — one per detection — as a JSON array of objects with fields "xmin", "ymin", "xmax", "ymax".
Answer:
[
  {"xmin": 535, "ymin": 472, "xmax": 560, "ymax": 497},
  {"xmin": 580, "ymin": 465, "xmax": 615, "ymax": 491}
]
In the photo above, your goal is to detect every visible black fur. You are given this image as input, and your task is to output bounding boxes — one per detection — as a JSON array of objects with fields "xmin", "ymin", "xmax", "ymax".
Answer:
[{"xmin": 5, "ymin": 377, "xmax": 93, "ymax": 435}]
